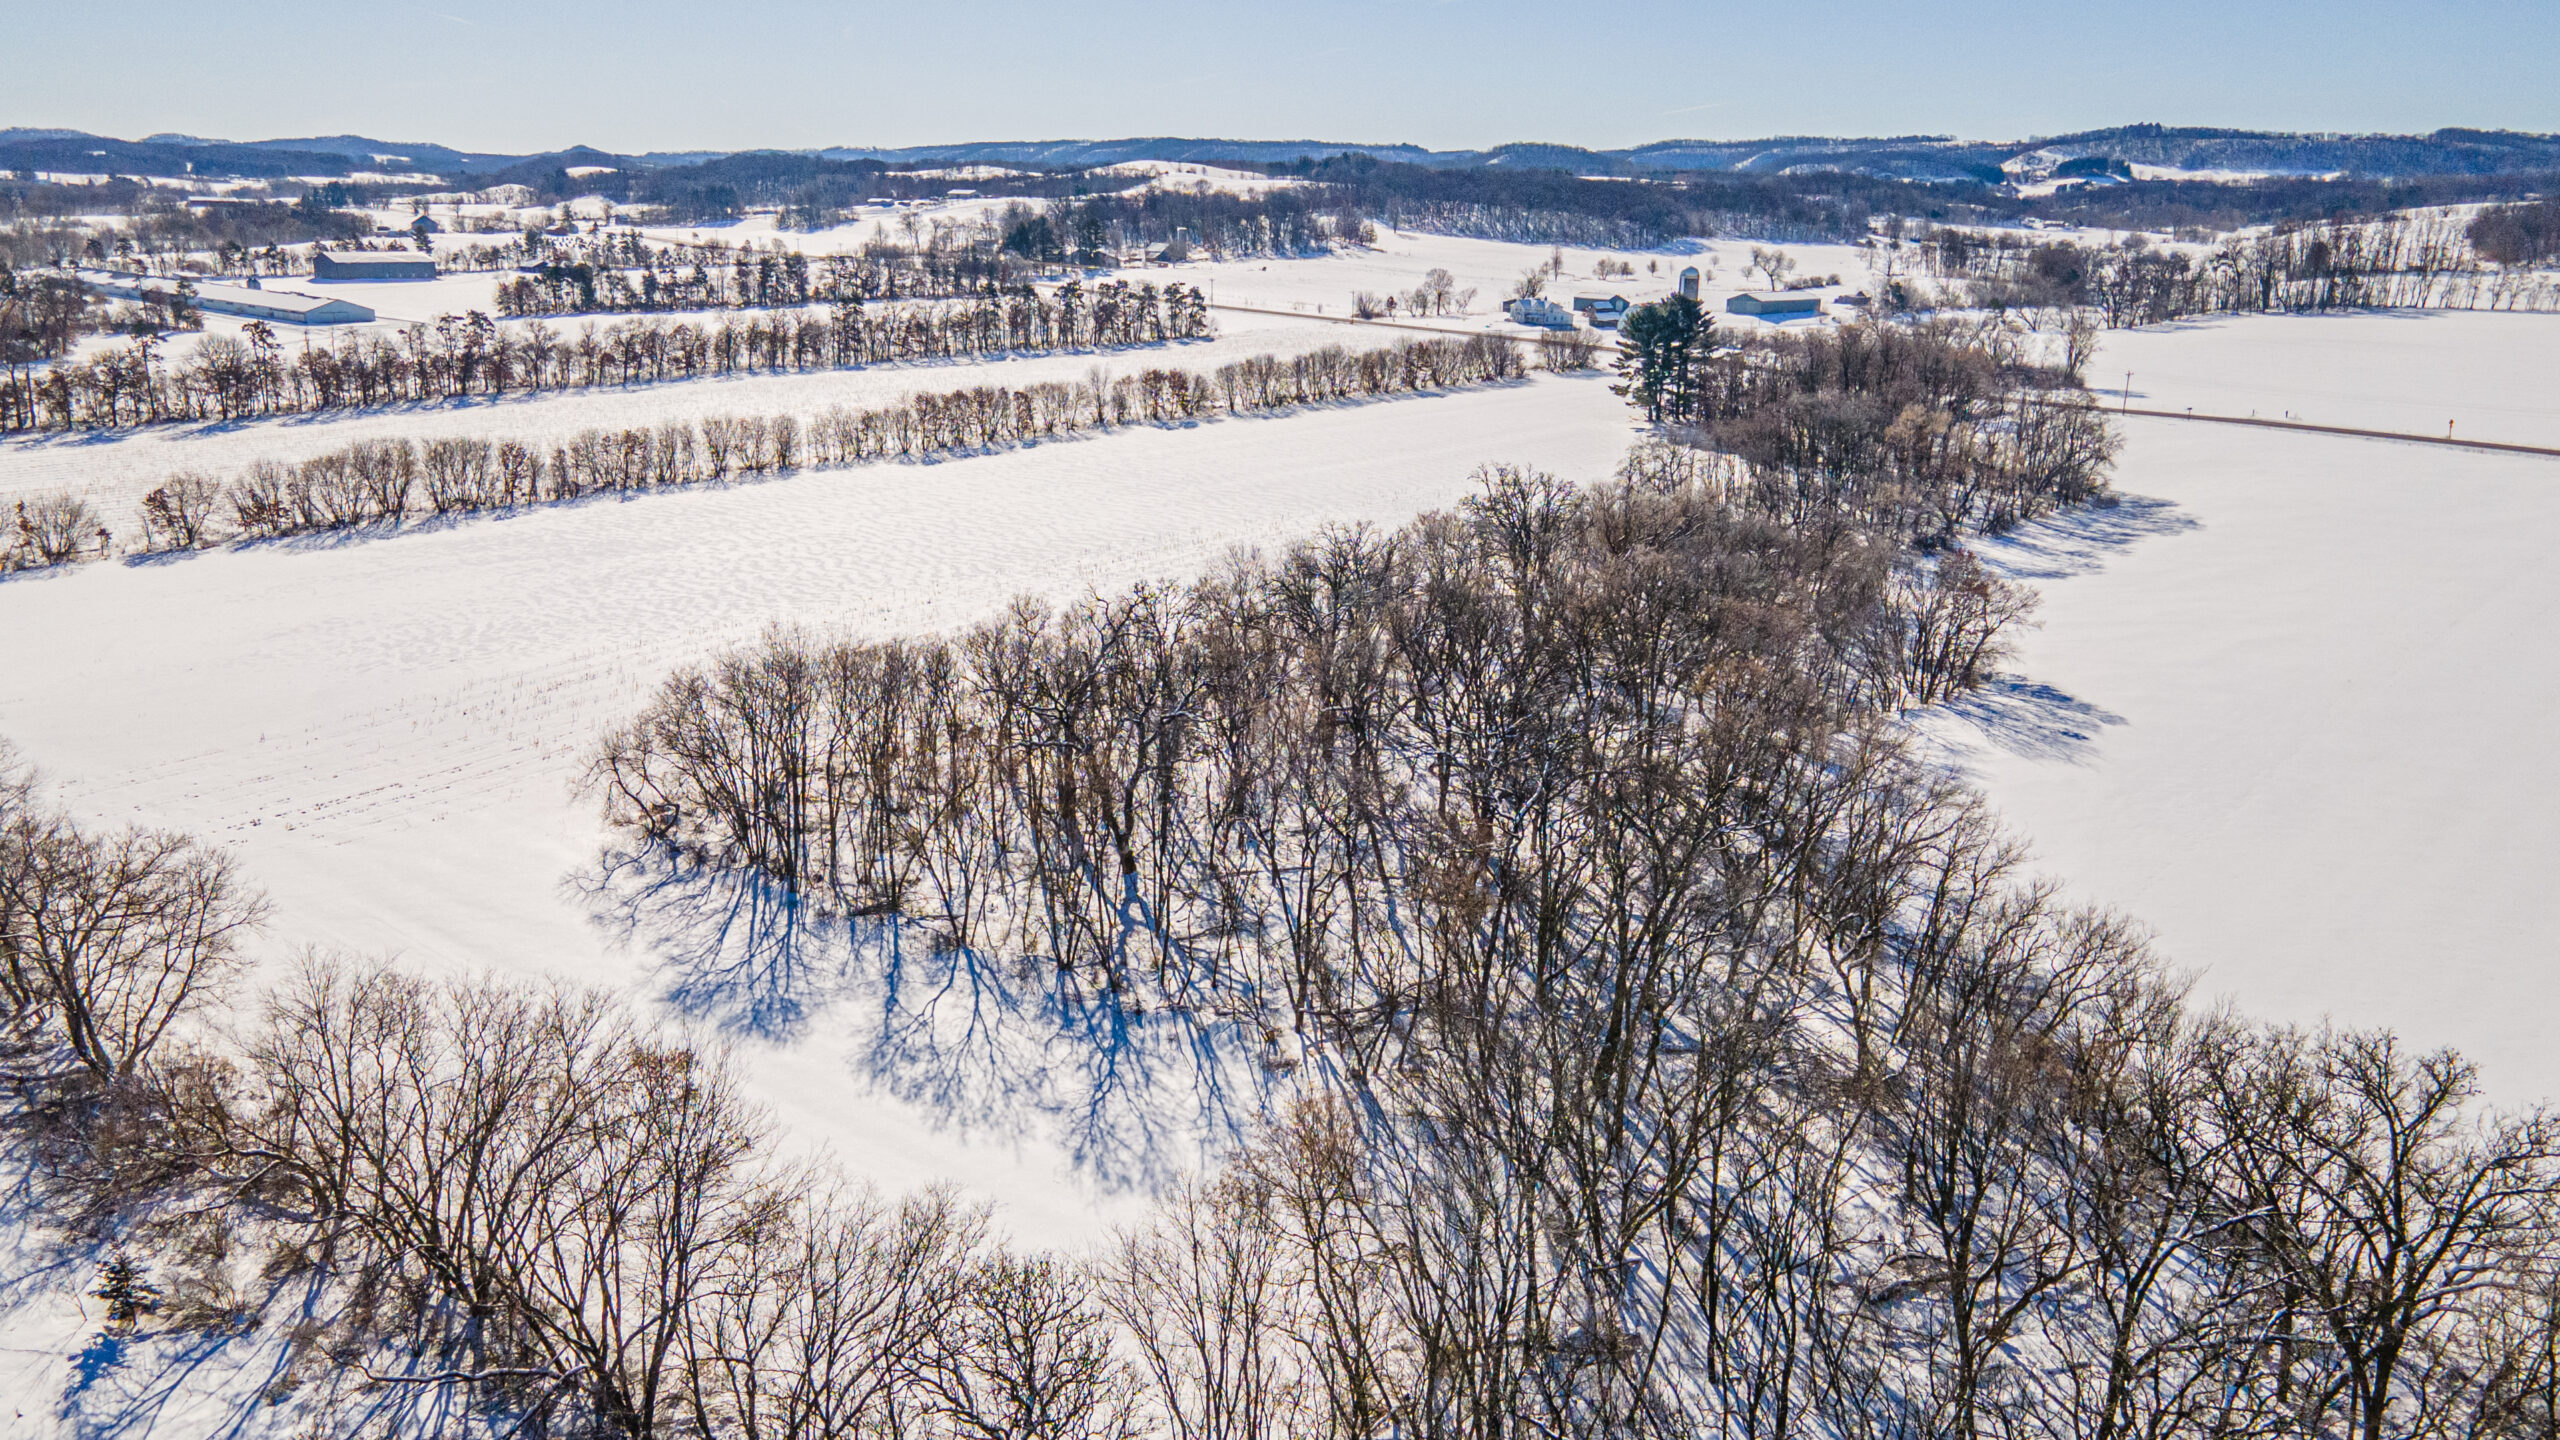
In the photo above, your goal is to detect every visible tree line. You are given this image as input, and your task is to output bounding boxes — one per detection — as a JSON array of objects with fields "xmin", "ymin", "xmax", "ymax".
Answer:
[
  {"xmin": 8, "ymin": 316, "xmax": 2560, "ymax": 1436},
  {"xmin": 579, "ymin": 316, "xmax": 2560, "ymax": 1438},
  {"xmin": 1614, "ymin": 300, "xmax": 2115, "ymax": 545},
  {"xmin": 1004, "ymin": 189, "xmax": 1366, "ymax": 263},
  {"xmin": 0, "ymin": 282, "xmax": 1210, "ymax": 434},
  {"xmin": 1264, "ymin": 154, "xmax": 1880, "ymax": 245},
  {"xmin": 0, "ymin": 181, "xmax": 373, "ymax": 262},
  {"xmin": 0, "ymin": 745, "xmax": 1151, "ymax": 1437},
  {"xmin": 2469, "ymin": 197, "xmax": 2560, "ymax": 266},
  {"xmin": 1920, "ymin": 214, "xmax": 2560, "ymax": 326},
  {"xmin": 3, "ymin": 332, "xmax": 1524, "ymax": 568},
  {"xmin": 490, "ymin": 230, "xmax": 1045, "ymax": 316}
]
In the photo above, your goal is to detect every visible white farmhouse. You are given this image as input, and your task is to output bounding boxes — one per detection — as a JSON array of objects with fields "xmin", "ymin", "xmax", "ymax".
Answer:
[{"xmin": 1504, "ymin": 296, "xmax": 1576, "ymax": 329}]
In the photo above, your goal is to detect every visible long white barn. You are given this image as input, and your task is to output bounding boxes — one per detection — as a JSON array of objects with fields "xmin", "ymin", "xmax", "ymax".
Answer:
[{"xmin": 80, "ymin": 270, "xmax": 376, "ymax": 325}]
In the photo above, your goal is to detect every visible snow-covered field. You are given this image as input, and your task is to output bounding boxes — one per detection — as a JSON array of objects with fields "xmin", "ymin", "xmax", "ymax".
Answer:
[
  {"xmin": 2102, "ymin": 309, "xmax": 2560, "ymax": 447},
  {"xmin": 0, "ymin": 306, "xmax": 1430, "ymax": 515},
  {"xmin": 7, "ymin": 203, "xmax": 2560, "ymax": 1430},
  {"xmin": 0, "ymin": 369, "xmax": 1635, "ymax": 1247},
  {"xmin": 1926, "ymin": 310, "xmax": 2560, "ymax": 1098},
  {"xmin": 15, "ymin": 245, "xmax": 2560, "ymax": 1127},
  {"xmin": 0, "ymin": 227, "xmax": 1665, "ymax": 1437},
  {"xmin": 11, "ymin": 226, "xmax": 1882, "ymax": 521},
  {"xmin": 1164, "ymin": 229, "xmax": 1877, "ymax": 326}
]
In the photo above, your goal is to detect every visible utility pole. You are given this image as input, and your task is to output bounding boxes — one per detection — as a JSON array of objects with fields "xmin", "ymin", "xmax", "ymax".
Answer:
[{"xmin": 2123, "ymin": 370, "xmax": 2132, "ymax": 414}]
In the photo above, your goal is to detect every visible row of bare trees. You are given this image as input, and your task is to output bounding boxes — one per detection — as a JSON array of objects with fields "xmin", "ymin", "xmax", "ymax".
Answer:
[
  {"xmin": 188, "ymin": 956, "xmax": 1148, "ymax": 1439},
  {"xmin": 12, "ymin": 720, "xmax": 2554, "ymax": 1440},
  {"xmin": 590, "ymin": 454, "xmax": 2032, "ymax": 975},
  {"xmin": 1924, "ymin": 216, "xmax": 2560, "ymax": 327},
  {"xmin": 490, "ymin": 230, "xmax": 1046, "ymax": 315},
  {"xmin": 585, "ymin": 315, "xmax": 2560, "ymax": 1436},
  {"xmin": 12, "ymin": 306, "xmax": 2556, "ymax": 1437},
  {"xmin": 1060, "ymin": 1002, "xmax": 2560, "ymax": 1440},
  {"xmin": 14, "ymin": 615, "xmax": 2558, "ymax": 1440},
  {"xmin": 0, "ymin": 745, "xmax": 1145, "ymax": 1437},
  {"xmin": 52, "ymin": 335, "xmax": 1519, "ymax": 557},
  {"xmin": 1679, "ymin": 317, "xmax": 2119, "ymax": 546},
  {"xmin": 0, "ymin": 281, "xmax": 1211, "ymax": 433},
  {"xmin": 590, "ymin": 452, "xmax": 2560, "ymax": 1436}
]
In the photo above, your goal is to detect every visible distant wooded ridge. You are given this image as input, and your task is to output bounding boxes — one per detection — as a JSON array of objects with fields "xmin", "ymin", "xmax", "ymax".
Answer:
[{"xmin": 6, "ymin": 123, "xmax": 2559, "ymax": 184}]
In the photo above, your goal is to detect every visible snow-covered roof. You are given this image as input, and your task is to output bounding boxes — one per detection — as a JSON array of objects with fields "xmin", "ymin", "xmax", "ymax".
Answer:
[
  {"xmin": 313, "ymin": 250, "xmax": 435, "ymax": 272},
  {"xmin": 79, "ymin": 270, "xmax": 375, "ymax": 323}
]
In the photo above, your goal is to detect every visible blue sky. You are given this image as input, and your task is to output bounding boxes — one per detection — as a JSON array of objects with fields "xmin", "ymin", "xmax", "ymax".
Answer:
[{"xmin": 7, "ymin": 0, "xmax": 2555, "ymax": 153}]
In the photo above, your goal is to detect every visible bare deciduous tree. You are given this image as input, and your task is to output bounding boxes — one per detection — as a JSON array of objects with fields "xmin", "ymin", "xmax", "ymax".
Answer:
[{"xmin": 0, "ymin": 815, "xmax": 263, "ymax": 1082}]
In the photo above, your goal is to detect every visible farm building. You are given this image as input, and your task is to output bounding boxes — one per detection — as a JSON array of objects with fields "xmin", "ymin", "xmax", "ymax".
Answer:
[
  {"xmin": 81, "ymin": 271, "xmax": 375, "ymax": 325},
  {"xmin": 1138, "ymin": 229, "xmax": 1194, "ymax": 264},
  {"xmin": 313, "ymin": 250, "xmax": 437, "ymax": 281},
  {"xmin": 1728, "ymin": 292, "xmax": 1823, "ymax": 318},
  {"xmin": 1678, "ymin": 266, "xmax": 1701, "ymax": 300},
  {"xmin": 1503, "ymin": 296, "xmax": 1576, "ymax": 329},
  {"xmin": 1571, "ymin": 294, "xmax": 1631, "ymax": 328}
]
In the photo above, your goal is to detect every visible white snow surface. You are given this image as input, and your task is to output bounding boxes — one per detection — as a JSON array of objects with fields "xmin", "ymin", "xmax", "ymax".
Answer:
[
  {"xmin": 8, "ymin": 227, "xmax": 1884, "ymax": 524},
  {"xmin": 2100, "ymin": 309, "xmax": 2560, "ymax": 448},
  {"xmin": 0, "ymin": 372, "xmax": 1635, "ymax": 1252},
  {"xmin": 1161, "ymin": 230, "xmax": 1876, "ymax": 328},
  {"xmin": 1925, "ymin": 310, "xmax": 2560, "ymax": 1098},
  {"xmin": 0, "ymin": 309, "xmax": 1417, "ymax": 516},
  {"xmin": 10, "ymin": 210, "xmax": 2560, "ymax": 1426}
]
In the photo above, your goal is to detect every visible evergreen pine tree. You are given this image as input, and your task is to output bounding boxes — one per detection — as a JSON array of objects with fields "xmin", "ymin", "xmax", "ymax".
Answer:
[
  {"xmin": 94, "ymin": 1253, "xmax": 157, "ymax": 1329},
  {"xmin": 1612, "ymin": 294, "xmax": 1711, "ymax": 423}
]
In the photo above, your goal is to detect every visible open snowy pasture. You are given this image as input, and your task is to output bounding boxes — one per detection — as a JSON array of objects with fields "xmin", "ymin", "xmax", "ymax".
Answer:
[
  {"xmin": 288, "ymin": 265, "xmax": 513, "ymax": 324},
  {"xmin": 1155, "ymin": 228, "xmax": 1879, "ymax": 329},
  {"xmin": 638, "ymin": 195, "xmax": 1067, "ymax": 254},
  {"xmin": 0, "ymin": 304, "xmax": 1415, "ymax": 516},
  {"xmin": 2100, "ymin": 308, "xmax": 2560, "ymax": 446},
  {"xmin": 1925, "ymin": 309, "xmax": 2560, "ymax": 1097},
  {"xmin": 1087, "ymin": 159, "xmax": 1301, "ymax": 194},
  {"xmin": 19, "ymin": 226, "xmax": 1885, "ymax": 519},
  {"xmin": 0, "ymin": 369, "xmax": 1635, "ymax": 1246}
]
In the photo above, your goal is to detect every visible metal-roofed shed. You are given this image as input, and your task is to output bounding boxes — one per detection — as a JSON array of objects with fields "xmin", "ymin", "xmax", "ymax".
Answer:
[
  {"xmin": 313, "ymin": 251, "xmax": 437, "ymax": 281},
  {"xmin": 1727, "ymin": 292, "xmax": 1823, "ymax": 318},
  {"xmin": 82, "ymin": 271, "xmax": 376, "ymax": 325}
]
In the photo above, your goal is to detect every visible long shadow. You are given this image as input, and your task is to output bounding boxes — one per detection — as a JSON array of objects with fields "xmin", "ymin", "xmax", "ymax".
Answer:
[
  {"xmin": 0, "ymin": 1152, "xmax": 100, "ymax": 1319},
  {"xmin": 575, "ymin": 845, "xmax": 836, "ymax": 1041},
  {"xmin": 1917, "ymin": 494, "xmax": 2189, "ymax": 766},
  {"xmin": 574, "ymin": 844, "xmax": 1274, "ymax": 1195},
  {"xmin": 56, "ymin": 1289, "xmax": 510, "ymax": 1440},
  {"xmin": 60, "ymin": 1322, "xmax": 248, "ymax": 1440},
  {"xmin": 0, "ymin": 335, "xmax": 1231, "ymax": 453},
  {"xmin": 53, "ymin": 372, "xmax": 1537, "ymax": 574},
  {"xmin": 1938, "ymin": 679, "xmax": 2129, "ymax": 765},
  {"xmin": 1972, "ymin": 492, "xmax": 2199, "ymax": 581}
]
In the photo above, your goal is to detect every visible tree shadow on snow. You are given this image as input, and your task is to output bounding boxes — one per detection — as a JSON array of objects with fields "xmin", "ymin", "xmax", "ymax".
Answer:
[
  {"xmin": 573, "ymin": 844, "xmax": 1273, "ymax": 1196},
  {"xmin": 1972, "ymin": 492, "xmax": 2197, "ymax": 581},
  {"xmin": 58, "ymin": 1284, "xmax": 513, "ymax": 1440},
  {"xmin": 61, "ymin": 1328, "xmax": 208, "ymax": 1439},
  {"xmin": 1938, "ymin": 678, "xmax": 2129, "ymax": 765},
  {"xmin": 575, "ymin": 845, "xmax": 836, "ymax": 1041}
]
